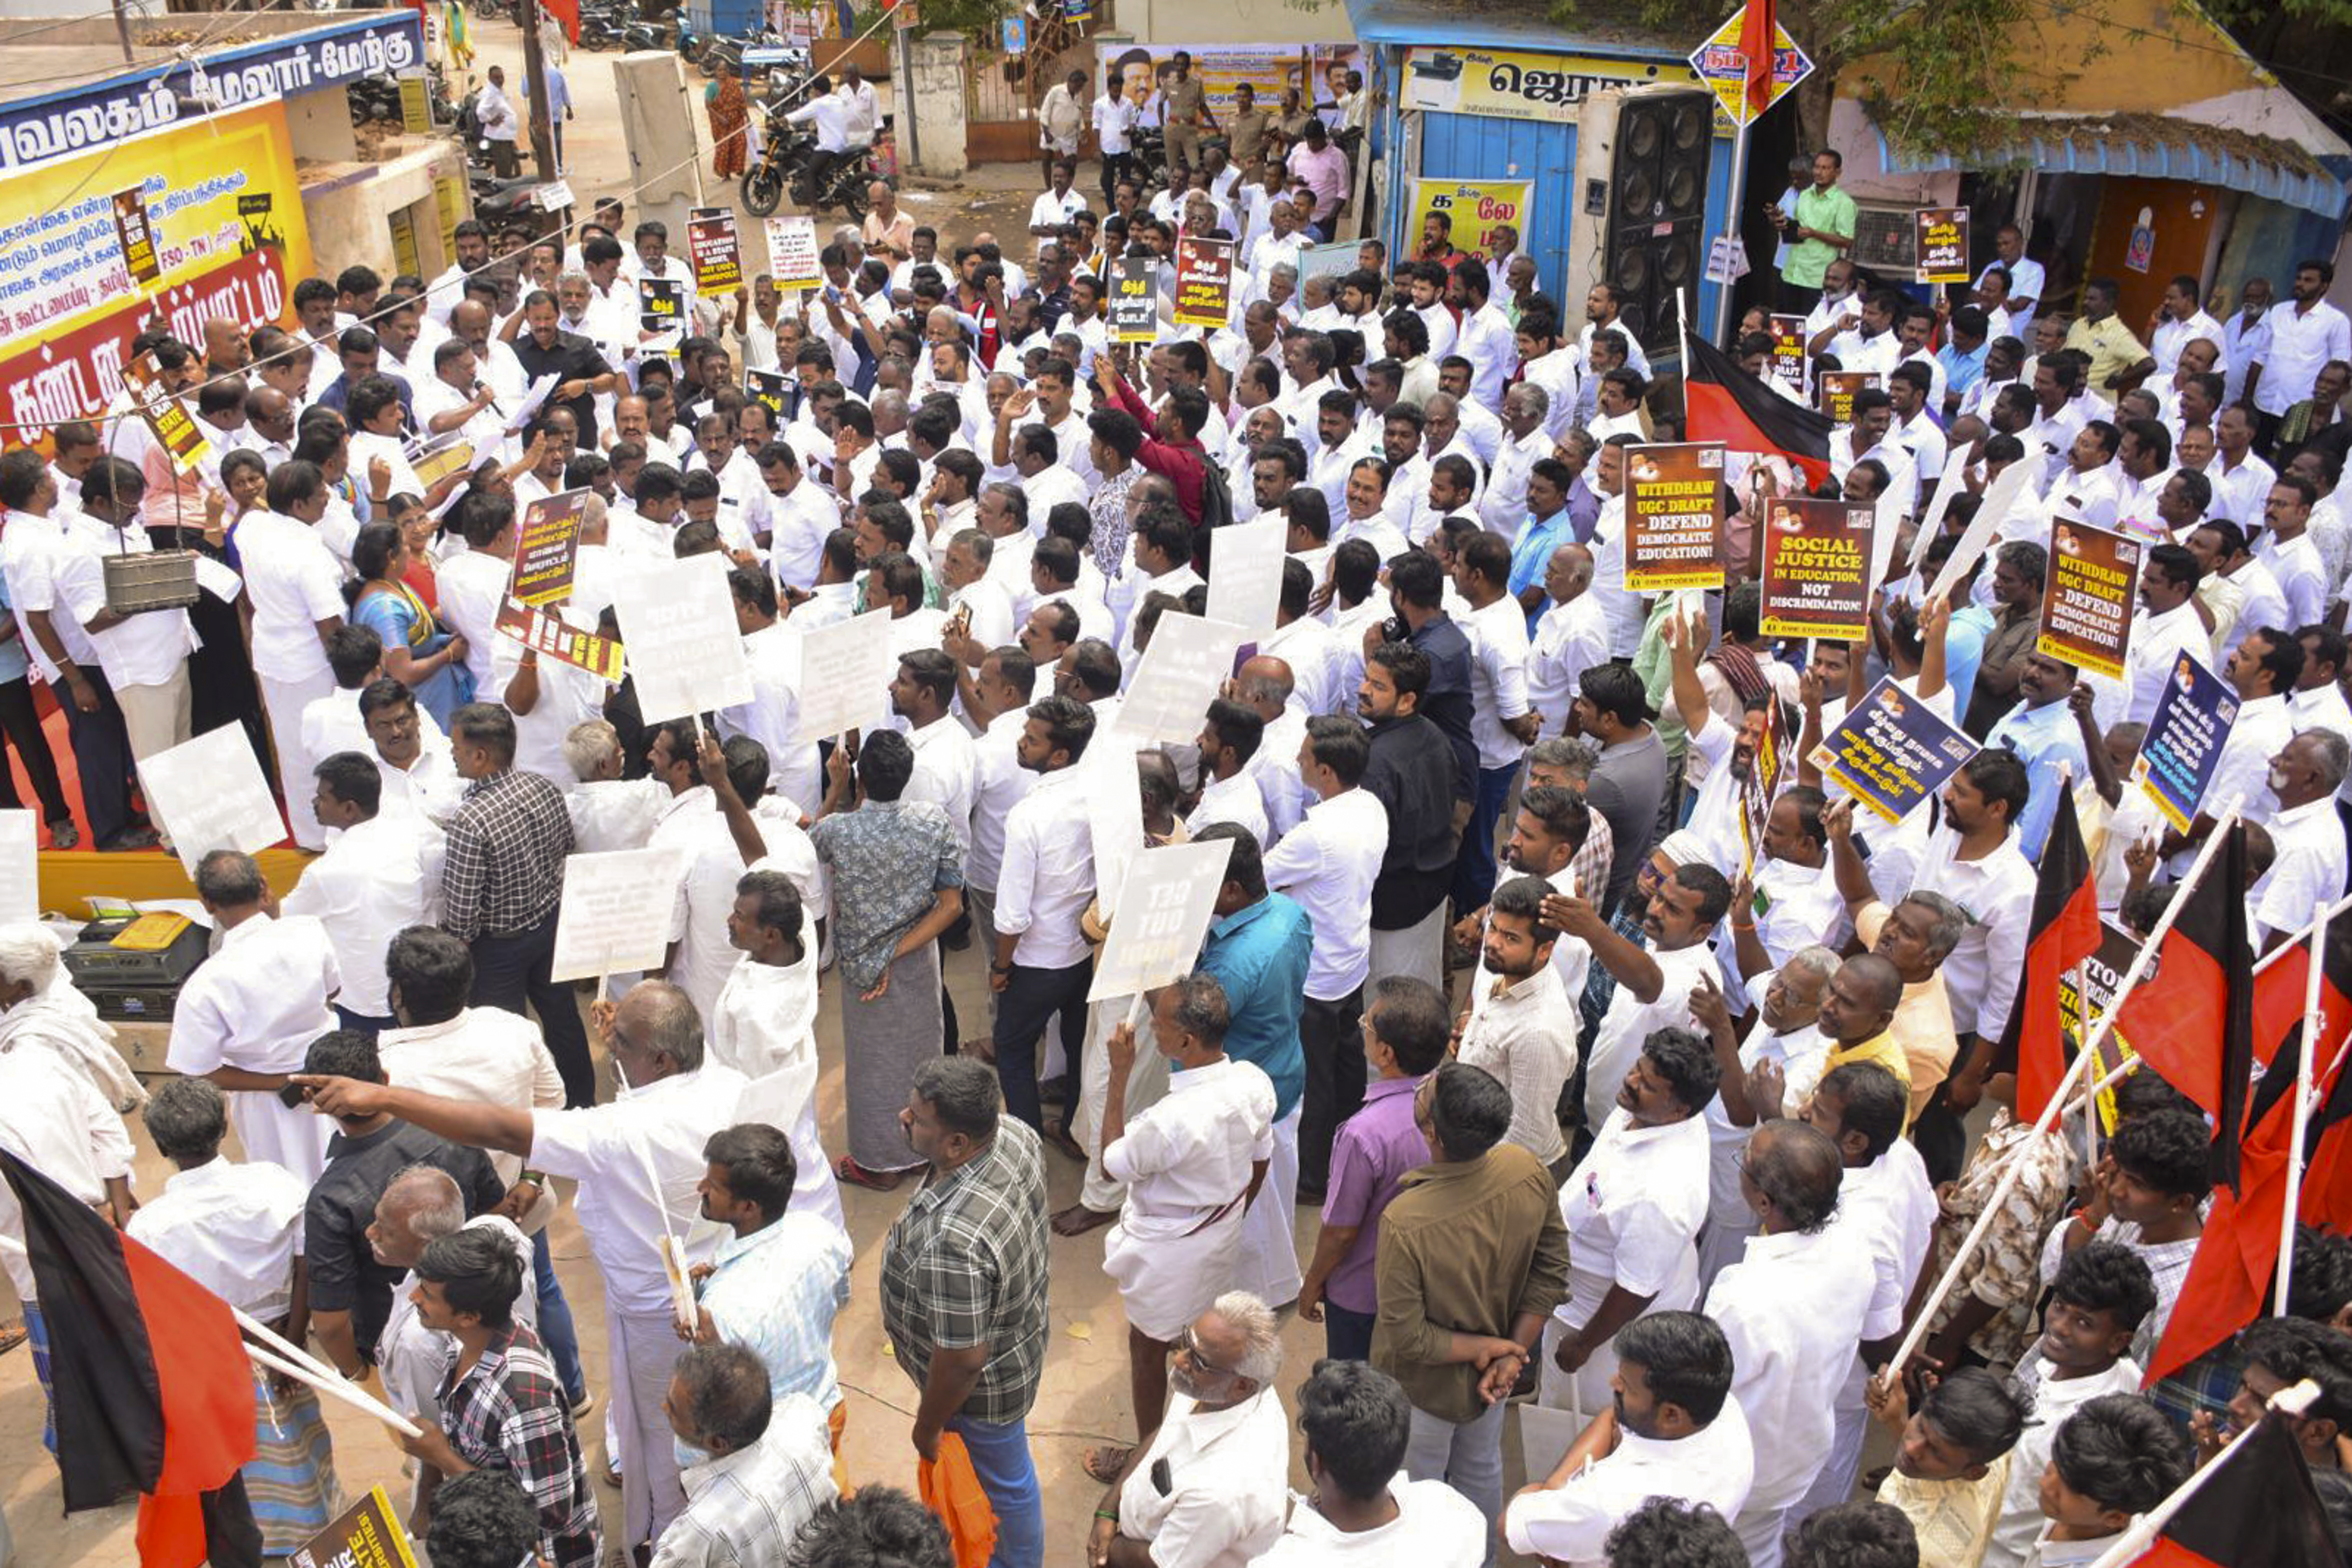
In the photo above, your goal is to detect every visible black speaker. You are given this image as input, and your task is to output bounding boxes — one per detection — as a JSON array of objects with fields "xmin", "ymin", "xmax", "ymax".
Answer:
[{"xmin": 1605, "ymin": 89, "xmax": 1713, "ymax": 356}]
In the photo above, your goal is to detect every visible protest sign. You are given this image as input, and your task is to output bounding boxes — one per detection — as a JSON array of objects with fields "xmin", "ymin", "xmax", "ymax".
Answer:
[
  {"xmin": 1088, "ymin": 837, "xmax": 1239, "ymax": 1003},
  {"xmin": 111, "ymin": 188, "xmax": 160, "ymax": 286},
  {"xmin": 549, "ymin": 847, "xmax": 693, "ymax": 981},
  {"xmin": 1816, "ymin": 371, "xmax": 1879, "ymax": 425},
  {"xmin": 2037, "ymin": 519, "xmax": 2142, "ymax": 680},
  {"xmin": 764, "ymin": 215, "xmax": 821, "ymax": 289},
  {"xmin": 535, "ymin": 179, "xmax": 576, "ymax": 213},
  {"xmin": 1407, "ymin": 178, "xmax": 1533, "ymax": 259},
  {"xmin": 1923, "ymin": 459, "xmax": 2040, "ymax": 603},
  {"xmin": 1757, "ymin": 497, "xmax": 1874, "ymax": 640},
  {"xmin": 1299, "ymin": 241, "xmax": 1356, "ymax": 285},
  {"xmin": 411, "ymin": 440, "xmax": 476, "ymax": 492},
  {"xmin": 0, "ymin": 810, "xmax": 33, "ymax": 925},
  {"xmin": 1736, "ymin": 704, "xmax": 1787, "ymax": 874},
  {"xmin": 139, "ymin": 724, "xmax": 287, "ymax": 873},
  {"xmin": 1202, "ymin": 514, "xmax": 1286, "ymax": 644},
  {"xmin": 1915, "ymin": 207, "xmax": 1970, "ymax": 283},
  {"xmin": 1908, "ymin": 461, "xmax": 1970, "ymax": 573},
  {"xmin": 2058, "ymin": 922, "xmax": 2144, "ymax": 1134},
  {"xmin": 1112, "ymin": 613, "xmax": 1247, "ymax": 747},
  {"xmin": 744, "ymin": 368, "xmax": 790, "ymax": 416},
  {"xmin": 1085, "ymin": 744, "xmax": 1146, "ymax": 923},
  {"xmin": 792, "ymin": 607, "xmax": 896, "ymax": 740},
  {"xmin": 1173, "ymin": 237, "xmax": 1235, "ymax": 332},
  {"xmin": 1809, "ymin": 676, "xmax": 1981, "ymax": 823},
  {"xmin": 639, "ymin": 278, "xmax": 686, "ymax": 336},
  {"xmin": 1107, "ymin": 256, "xmax": 1159, "ymax": 343},
  {"xmin": 510, "ymin": 488, "xmax": 590, "ymax": 607},
  {"xmin": 1767, "ymin": 314, "xmax": 1807, "ymax": 391},
  {"xmin": 288, "ymin": 1485, "xmax": 417, "ymax": 1568},
  {"xmin": 1621, "ymin": 443, "xmax": 1728, "ymax": 592},
  {"xmin": 687, "ymin": 207, "xmax": 744, "ymax": 294},
  {"xmin": 612, "ymin": 555, "xmax": 755, "ymax": 724},
  {"xmin": 2132, "ymin": 651, "xmax": 2237, "ymax": 832},
  {"xmin": 494, "ymin": 600, "xmax": 627, "ymax": 682},
  {"xmin": 122, "ymin": 352, "xmax": 210, "ymax": 473}
]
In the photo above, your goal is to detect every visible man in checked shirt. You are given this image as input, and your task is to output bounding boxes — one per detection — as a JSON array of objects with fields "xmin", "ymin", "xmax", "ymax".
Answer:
[{"xmin": 439, "ymin": 703, "xmax": 593, "ymax": 1106}]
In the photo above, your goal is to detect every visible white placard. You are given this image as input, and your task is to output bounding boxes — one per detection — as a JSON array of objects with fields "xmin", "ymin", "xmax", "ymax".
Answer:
[
  {"xmin": 1202, "ymin": 516, "xmax": 1285, "ymax": 645},
  {"xmin": 1087, "ymin": 837, "xmax": 1237, "ymax": 1003},
  {"xmin": 536, "ymin": 178, "xmax": 576, "ymax": 212},
  {"xmin": 1925, "ymin": 459, "xmax": 2039, "ymax": 605},
  {"xmin": 0, "ymin": 810, "xmax": 36, "ymax": 923},
  {"xmin": 763, "ymin": 215, "xmax": 821, "ymax": 288},
  {"xmin": 1083, "ymin": 743, "xmax": 1144, "ymax": 925},
  {"xmin": 614, "ymin": 555, "xmax": 756, "ymax": 725},
  {"xmin": 1111, "ymin": 612, "xmax": 1246, "ymax": 748},
  {"xmin": 1907, "ymin": 460, "xmax": 1970, "ymax": 572},
  {"xmin": 791, "ymin": 608, "xmax": 896, "ymax": 741},
  {"xmin": 549, "ymin": 847, "xmax": 692, "ymax": 982},
  {"xmin": 138, "ymin": 724, "xmax": 287, "ymax": 874},
  {"xmin": 1870, "ymin": 483, "xmax": 1904, "ymax": 596}
]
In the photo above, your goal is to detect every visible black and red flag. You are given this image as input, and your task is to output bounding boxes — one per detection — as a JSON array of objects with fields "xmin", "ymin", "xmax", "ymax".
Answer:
[
  {"xmin": 2120, "ymin": 1410, "xmax": 2347, "ymax": 1568},
  {"xmin": 1683, "ymin": 330, "xmax": 1836, "ymax": 488},
  {"xmin": 2114, "ymin": 820, "xmax": 2256, "ymax": 1189},
  {"xmin": 2252, "ymin": 909, "xmax": 2352, "ymax": 1231},
  {"xmin": 0, "ymin": 1149, "xmax": 262, "ymax": 1568},
  {"xmin": 1998, "ymin": 786, "xmax": 2103, "ymax": 1124}
]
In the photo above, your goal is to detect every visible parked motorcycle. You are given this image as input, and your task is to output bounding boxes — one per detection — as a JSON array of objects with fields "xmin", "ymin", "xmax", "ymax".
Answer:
[
  {"xmin": 741, "ymin": 124, "xmax": 873, "ymax": 220},
  {"xmin": 624, "ymin": 14, "xmax": 675, "ymax": 49},
  {"xmin": 470, "ymin": 172, "xmax": 559, "ymax": 251},
  {"xmin": 470, "ymin": 0, "xmax": 509, "ymax": 21},
  {"xmin": 577, "ymin": 6, "xmax": 625, "ymax": 49},
  {"xmin": 699, "ymin": 26, "xmax": 791, "ymax": 79}
]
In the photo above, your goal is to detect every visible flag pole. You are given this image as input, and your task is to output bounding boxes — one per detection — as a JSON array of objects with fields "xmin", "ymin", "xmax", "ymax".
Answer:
[
  {"xmin": 2276, "ymin": 897, "xmax": 2333, "ymax": 1315},
  {"xmin": 243, "ymin": 1343, "xmax": 423, "ymax": 1439},
  {"xmin": 2083, "ymin": 1381, "xmax": 2320, "ymax": 1568},
  {"xmin": 1883, "ymin": 800, "xmax": 2243, "ymax": 1382},
  {"xmin": 2253, "ymin": 888, "xmax": 2352, "ymax": 975},
  {"xmin": 1709, "ymin": 56, "xmax": 1750, "ymax": 345}
]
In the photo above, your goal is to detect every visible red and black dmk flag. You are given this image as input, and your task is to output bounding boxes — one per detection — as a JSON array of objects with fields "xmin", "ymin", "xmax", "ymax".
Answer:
[
  {"xmin": 1999, "ymin": 785, "xmax": 2102, "ymax": 1124},
  {"xmin": 2252, "ymin": 912, "xmax": 2352, "ymax": 1231},
  {"xmin": 2115, "ymin": 820, "xmax": 2256, "ymax": 1189},
  {"xmin": 0, "ymin": 1149, "xmax": 261, "ymax": 1568},
  {"xmin": 1683, "ymin": 330, "xmax": 1836, "ymax": 488},
  {"xmin": 2126, "ymin": 1412, "xmax": 2347, "ymax": 1568}
]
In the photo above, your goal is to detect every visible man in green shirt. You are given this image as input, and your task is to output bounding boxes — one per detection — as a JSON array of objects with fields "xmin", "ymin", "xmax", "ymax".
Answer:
[
  {"xmin": 1774, "ymin": 149, "xmax": 1857, "ymax": 311},
  {"xmin": 2064, "ymin": 277, "xmax": 2159, "ymax": 394}
]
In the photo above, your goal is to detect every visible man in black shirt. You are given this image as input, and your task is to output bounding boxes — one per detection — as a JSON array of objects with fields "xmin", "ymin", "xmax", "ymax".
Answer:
[
  {"xmin": 1375, "ymin": 550, "xmax": 1476, "ymax": 802},
  {"xmin": 1358, "ymin": 640, "xmax": 1463, "ymax": 997},
  {"xmin": 299, "ymin": 1028, "xmax": 505, "ymax": 1378},
  {"xmin": 511, "ymin": 290, "xmax": 619, "ymax": 444}
]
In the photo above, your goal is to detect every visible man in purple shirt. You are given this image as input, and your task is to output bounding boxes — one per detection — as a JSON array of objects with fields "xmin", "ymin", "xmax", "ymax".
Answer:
[
  {"xmin": 1298, "ymin": 974, "xmax": 1448, "ymax": 1360},
  {"xmin": 1285, "ymin": 120, "xmax": 1351, "ymax": 237}
]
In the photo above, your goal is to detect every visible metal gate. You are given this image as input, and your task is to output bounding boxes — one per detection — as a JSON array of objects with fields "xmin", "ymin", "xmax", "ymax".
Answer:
[{"xmin": 967, "ymin": 38, "xmax": 1037, "ymax": 165}]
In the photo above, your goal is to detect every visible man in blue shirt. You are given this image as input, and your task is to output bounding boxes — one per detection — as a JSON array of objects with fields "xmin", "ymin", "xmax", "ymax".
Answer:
[
  {"xmin": 1936, "ymin": 302, "xmax": 1993, "ymax": 424},
  {"xmin": 1507, "ymin": 459, "xmax": 1575, "ymax": 631},
  {"xmin": 1983, "ymin": 650, "xmax": 2089, "ymax": 858}
]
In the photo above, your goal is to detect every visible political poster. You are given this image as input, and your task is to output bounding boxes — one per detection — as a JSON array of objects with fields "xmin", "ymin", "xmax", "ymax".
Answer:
[
  {"xmin": 1107, "ymin": 256, "xmax": 1158, "ymax": 344},
  {"xmin": 110, "ymin": 187, "xmax": 160, "ymax": 286},
  {"xmin": 549, "ymin": 846, "xmax": 693, "ymax": 982},
  {"xmin": 1407, "ymin": 178, "xmax": 1533, "ymax": 261},
  {"xmin": 1085, "ymin": 743, "xmax": 1146, "ymax": 923},
  {"xmin": 138, "ymin": 724, "xmax": 287, "ymax": 874},
  {"xmin": 1088, "ymin": 837, "xmax": 1239, "ymax": 1003},
  {"xmin": 2037, "ymin": 519, "xmax": 2142, "ymax": 681},
  {"xmin": 1112, "ymin": 613, "xmax": 1247, "ymax": 747},
  {"xmin": 687, "ymin": 207, "xmax": 743, "ymax": 294},
  {"xmin": 493, "ymin": 600, "xmax": 627, "ymax": 682},
  {"xmin": 1173, "ymin": 237, "xmax": 1235, "ymax": 332},
  {"xmin": 639, "ymin": 277, "xmax": 685, "ymax": 337},
  {"xmin": 1097, "ymin": 41, "xmax": 1365, "ymax": 122},
  {"xmin": 0, "ymin": 810, "xmax": 34, "ymax": 925},
  {"xmin": 1397, "ymin": 43, "xmax": 1728, "ymax": 133},
  {"xmin": 1816, "ymin": 371, "xmax": 1879, "ymax": 426},
  {"xmin": 288, "ymin": 1485, "xmax": 417, "ymax": 1568},
  {"xmin": 1916, "ymin": 207, "xmax": 1970, "ymax": 284},
  {"xmin": 1688, "ymin": 6, "xmax": 1816, "ymax": 124},
  {"xmin": 1621, "ymin": 443, "xmax": 1728, "ymax": 592},
  {"xmin": 510, "ymin": 488, "xmax": 590, "ymax": 607},
  {"xmin": 1757, "ymin": 497, "xmax": 1874, "ymax": 640},
  {"xmin": 1767, "ymin": 314, "xmax": 1807, "ymax": 391},
  {"xmin": 2057, "ymin": 921, "xmax": 2144, "ymax": 1134},
  {"xmin": 1809, "ymin": 676, "xmax": 1981, "ymax": 823},
  {"xmin": 2132, "ymin": 651, "xmax": 2237, "ymax": 832},
  {"xmin": 122, "ymin": 351, "xmax": 211, "ymax": 474},
  {"xmin": 1202, "ymin": 514, "xmax": 1286, "ymax": 645},
  {"xmin": 612, "ymin": 555, "xmax": 755, "ymax": 724},
  {"xmin": 763, "ymin": 215, "xmax": 821, "ymax": 289},
  {"xmin": 744, "ymin": 368, "xmax": 790, "ymax": 416},
  {"xmin": 792, "ymin": 607, "xmax": 896, "ymax": 741}
]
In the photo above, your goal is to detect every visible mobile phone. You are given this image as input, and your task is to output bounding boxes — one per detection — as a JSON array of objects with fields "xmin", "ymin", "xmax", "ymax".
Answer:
[{"xmin": 278, "ymin": 1082, "xmax": 309, "ymax": 1109}]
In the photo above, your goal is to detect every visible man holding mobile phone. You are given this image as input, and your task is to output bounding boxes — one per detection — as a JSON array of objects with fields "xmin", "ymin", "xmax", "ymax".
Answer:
[{"xmin": 1775, "ymin": 149, "xmax": 1856, "ymax": 315}]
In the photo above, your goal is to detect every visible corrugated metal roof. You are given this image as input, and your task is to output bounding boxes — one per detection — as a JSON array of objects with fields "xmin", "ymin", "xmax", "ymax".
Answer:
[
  {"xmin": 1343, "ymin": 0, "xmax": 1687, "ymax": 57},
  {"xmin": 1877, "ymin": 115, "xmax": 2347, "ymax": 220}
]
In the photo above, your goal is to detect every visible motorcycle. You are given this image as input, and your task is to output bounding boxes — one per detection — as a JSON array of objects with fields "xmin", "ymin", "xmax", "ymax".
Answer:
[
  {"xmin": 470, "ymin": 172, "xmax": 559, "ymax": 251},
  {"xmin": 347, "ymin": 73, "xmax": 403, "ymax": 126},
  {"xmin": 471, "ymin": 0, "xmax": 509, "ymax": 21},
  {"xmin": 741, "ymin": 123, "xmax": 873, "ymax": 220},
  {"xmin": 1127, "ymin": 123, "xmax": 1169, "ymax": 192},
  {"xmin": 699, "ymin": 26, "xmax": 788, "ymax": 78},
  {"xmin": 577, "ymin": 6, "xmax": 625, "ymax": 49},
  {"xmin": 624, "ymin": 14, "xmax": 674, "ymax": 49}
]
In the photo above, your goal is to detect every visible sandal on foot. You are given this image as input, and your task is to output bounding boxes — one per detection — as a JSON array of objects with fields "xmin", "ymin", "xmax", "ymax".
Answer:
[{"xmin": 834, "ymin": 1156, "xmax": 906, "ymax": 1192}]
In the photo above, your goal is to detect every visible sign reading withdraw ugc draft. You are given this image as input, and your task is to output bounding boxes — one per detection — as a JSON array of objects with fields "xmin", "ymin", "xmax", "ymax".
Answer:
[{"xmin": 1622, "ymin": 442, "xmax": 1726, "ymax": 592}]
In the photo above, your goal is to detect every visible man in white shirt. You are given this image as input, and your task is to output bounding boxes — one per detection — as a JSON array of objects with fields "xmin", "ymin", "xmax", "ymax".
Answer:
[
  {"xmin": 1556, "ymin": 862, "xmax": 1728, "ymax": 1134},
  {"xmin": 2252, "ymin": 258, "xmax": 2352, "ymax": 435},
  {"xmin": 1092, "ymin": 77, "xmax": 1139, "ymax": 210},
  {"xmin": 1452, "ymin": 533, "xmax": 1540, "ymax": 913},
  {"xmin": 1264, "ymin": 716, "xmax": 1390, "ymax": 1199},
  {"xmin": 1480, "ymin": 383, "xmax": 1555, "ymax": 536},
  {"xmin": 2258, "ymin": 472, "xmax": 2330, "ymax": 630},
  {"xmin": 1190, "ymin": 699, "xmax": 1274, "ymax": 846},
  {"xmin": 894, "ymin": 650, "xmax": 978, "ymax": 856},
  {"xmin": 991, "ymin": 695, "xmax": 1100, "ymax": 1140},
  {"xmin": 284, "ymin": 752, "xmax": 445, "ymax": 1032},
  {"xmin": 1454, "ymin": 876, "xmax": 1580, "ymax": 1175},
  {"xmin": 2123, "ymin": 545, "xmax": 2215, "ymax": 726},
  {"xmin": 2148, "ymin": 274, "xmax": 2227, "ymax": 376},
  {"xmin": 1090, "ymin": 1292, "xmax": 1292, "ymax": 1568},
  {"xmin": 1451, "ymin": 258, "xmax": 1519, "ymax": 412},
  {"xmin": 2251, "ymin": 729, "xmax": 2349, "ymax": 944},
  {"xmin": 237, "ymin": 462, "xmax": 352, "ymax": 850},
  {"xmin": 1504, "ymin": 1310, "xmax": 1756, "ymax": 1563},
  {"xmin": 477, "ymin": 65, "xmax": 521, "ymax": 177},
  {"xmin": 1257, "ymin": 1359, "xmax": 1488, "ymax": 1568}
]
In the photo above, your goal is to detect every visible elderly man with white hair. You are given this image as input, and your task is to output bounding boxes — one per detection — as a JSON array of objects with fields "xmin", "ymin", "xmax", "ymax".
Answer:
[
  {"xmin": 1086, "ymin": 1291, "xmax": 1292, "ymax": 1568},
  {"xmin": 0, "ymin": 920, "xmax": 142, "ymax": 1112},
  {"xmin": 367, "ymin": 1164, "xmax": 538, "ymax": 1430}
]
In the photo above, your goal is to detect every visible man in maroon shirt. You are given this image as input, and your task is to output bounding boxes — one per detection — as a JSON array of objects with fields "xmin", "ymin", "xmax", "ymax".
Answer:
[{"xmin": 1093, "ymin": 350, "xmax": 1210, "ymax": 526}]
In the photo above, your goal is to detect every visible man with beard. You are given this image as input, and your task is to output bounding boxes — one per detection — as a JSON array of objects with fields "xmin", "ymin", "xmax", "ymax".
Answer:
[
  {"xmin": 1359, "ymin": 642, "xmax": 1464, "ymax": 993},
  {"xmin": 1452, "ymin": 876, "xmax": 1580, "ymax": 1179}
]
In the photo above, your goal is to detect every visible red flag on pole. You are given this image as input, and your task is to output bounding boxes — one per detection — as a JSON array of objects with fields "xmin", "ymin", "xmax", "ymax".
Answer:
[
  {"xmin": 1997, "ymin": 787, "xmax": 2102, "ymax": 1124},
  {"xmin": 1738, "ymin": 0, "xmax": 1777, "ymax": 121}
]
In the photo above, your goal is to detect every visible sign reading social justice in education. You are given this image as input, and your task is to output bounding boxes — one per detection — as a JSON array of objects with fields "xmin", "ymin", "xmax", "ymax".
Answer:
[
  {"xmin": 1173, "ymin": 238, "xmax": 1235, "ymax": 332},
  {"xmin": 549, "ymin": 846, "xmax": 693, "ymax": 982},
  {"xmin": 1688, "ymin": 6, "xmax": 1815, "ymax": 124},
  {"xmin": 793, "ymin": 608, "xmax": 897, "ymax": 740},
  {"xmin": 1622, "ymin": 443, "xmax": 1727, "ymax": 592},
  {"xmin": 2132, "ymin": 651, "xmax": 2238, "ymax": 832},
  {"xmin": 510, "ymin": 488, "xmax": 590, "ymax": 607},
  {"xmin": 1114, "ymin": 614, "xmax": 1249, "ymax": 747},
  {"xmin": 613, "ymin": 555, "xmax": 755, "ymax": 725},
  {"xmin": 288, "ymin": 1485, "xmax": 417, "ymax": 1568},
  {"xmin": 1090, "ymin": 837, "xmax": 1240, "ymax": 1003},
  {"xmin": 1810, "ymin": 676, "xmax": 1982, "ymax": 823},
  {"xmin": 1407, "ymin": 179, "xmax": 1533, "ymax": 261},
  {"xmin": 1757, "ymin": 497, "xmax": 1874, "ymax": 640},
  {"xmin": 139, "ymin": 724, "xmax": 287, "ymax": 874},
  {"xmin": 2037, "ymin": 519, "xmax": 2142, "ymax": 681}
]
